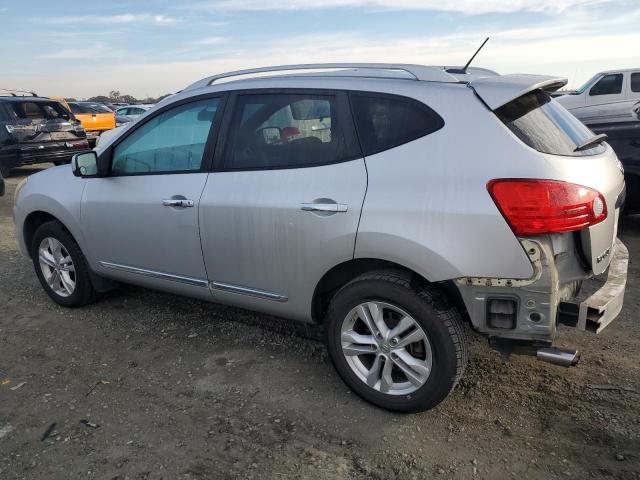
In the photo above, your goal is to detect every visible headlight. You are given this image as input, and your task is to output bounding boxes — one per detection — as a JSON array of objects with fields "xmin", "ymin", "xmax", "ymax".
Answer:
[{"xmin": 14, "ymin": 177, "xmax": 28, "ymax": 203}]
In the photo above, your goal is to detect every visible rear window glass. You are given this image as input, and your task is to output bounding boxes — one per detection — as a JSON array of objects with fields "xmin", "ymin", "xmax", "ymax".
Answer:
[
  {"xmin": 631, "ymin": 73, "xmax": 640, "ymax": 93},
  {"xmin": 8, "ymin": 101, "xmax": 71, "ymax": 121},
  {"xmin": 350, "ymin": 94, "xmax": 444, "ymax": 156},
  {"xmin": 495, "ymin": 90, "xmax": 605, "ymax": 157}
]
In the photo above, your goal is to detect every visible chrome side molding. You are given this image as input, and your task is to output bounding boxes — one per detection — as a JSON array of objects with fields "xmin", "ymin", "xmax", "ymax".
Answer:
[
  {"xmin": 209, "ymin": 281, "xmax": 288, "ymax": 302},
  {"xmin": 99, "ymin": 261, "xmax": 209, "ymax": 288},
  {"xmin": 99, "ymin": 261, "xmax": 288, "ymax": 302}
]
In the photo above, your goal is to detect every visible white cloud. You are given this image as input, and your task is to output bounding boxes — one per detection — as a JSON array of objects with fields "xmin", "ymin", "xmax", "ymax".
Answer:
[
  {"xmin": 194, "ymin": 0, "xmax": 616, "ymax": 14},
  {"xmin": 194, "ymin": 36, "xmax": 230, "ymax": 45},
  {"xmin": 42, "ymin": 14, "xmax": 176, "ymax": 25}
]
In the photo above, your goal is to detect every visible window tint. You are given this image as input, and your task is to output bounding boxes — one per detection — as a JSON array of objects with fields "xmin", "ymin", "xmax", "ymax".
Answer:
[
  {"xmin": 496, "ymin": 90, "xmax": 605, "ymax": 157},
  {"xmin": 224, "ymin": 93, "xmax": 359, "ymax": 169},
  {"xmin": 589, "ymin": 74, "xmax": 623, "ymax": 96},
  {"xmin": 112, "ymin": 98, "xmax": 219, "ymax": 175},
  {"xmin": 631, "ymin": 73, "xmax": 640, "ymax": 93},
  {"xmin": 350, "ymin": 94, "xmax": 444, "ymax": 156},
  {"xmin": 68, "ymin": 103, "xmax": 98, "ymax": 114},
  {"xmin": 8, "ymin": 101, "xmax": 71, "ymax": 120},
  {"xmin": 116, "ymin": 108, "xmax": 128, "ymax": 115}
]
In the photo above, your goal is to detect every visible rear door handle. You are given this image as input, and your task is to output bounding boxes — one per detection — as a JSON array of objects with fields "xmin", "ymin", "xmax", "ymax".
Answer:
[
  {"xmin": 301, "ymin": 203, "xmax": 348, "ymax": 213},
  {"xmin": 162, "ymin": 199, "xmax": 194, "ymax": 208}
]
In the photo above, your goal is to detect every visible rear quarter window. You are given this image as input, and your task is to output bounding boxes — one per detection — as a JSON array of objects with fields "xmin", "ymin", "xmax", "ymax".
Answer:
[
  {"xmin": 350, "ymin": 93, "xmax": 444, "ymax": 156},
  {"xmin": 495, "ymin": 90, "xmax": 605, "ymax": 157}
]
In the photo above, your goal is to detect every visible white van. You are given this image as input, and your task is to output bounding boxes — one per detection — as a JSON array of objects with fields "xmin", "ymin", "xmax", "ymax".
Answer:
[{"xmin": 556, "ymin": 68, "xmax": 640, "ymax": 125}]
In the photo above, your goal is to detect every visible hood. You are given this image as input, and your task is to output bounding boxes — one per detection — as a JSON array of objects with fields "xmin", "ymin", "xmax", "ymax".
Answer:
[{"xmin": 469, "ymin": 74, "xmax": 568, "ymax": 110}]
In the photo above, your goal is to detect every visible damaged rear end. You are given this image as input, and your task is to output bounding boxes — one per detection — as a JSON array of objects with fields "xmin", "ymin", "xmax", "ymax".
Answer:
[{"xmin": 457, "ymin": 74, "xmax": 627, "ymax": 366}]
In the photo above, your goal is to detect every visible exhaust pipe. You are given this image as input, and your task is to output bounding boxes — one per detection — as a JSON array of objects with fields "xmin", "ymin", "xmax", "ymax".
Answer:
[{"xmin": 537, "ymin": 347, "xmax": 580, "ymax": 367}]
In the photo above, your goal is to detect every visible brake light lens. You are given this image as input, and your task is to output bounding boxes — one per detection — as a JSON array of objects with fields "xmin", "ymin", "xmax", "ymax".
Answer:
[{"xmin": 487, "ymin": 179, "xmax": 607, "ymax": 235}]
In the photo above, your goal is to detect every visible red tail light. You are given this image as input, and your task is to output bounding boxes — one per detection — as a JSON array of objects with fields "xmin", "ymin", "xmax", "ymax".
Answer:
[{"xmin": 487, "ymin": 179, "xmax": 607, "ymax": 235}]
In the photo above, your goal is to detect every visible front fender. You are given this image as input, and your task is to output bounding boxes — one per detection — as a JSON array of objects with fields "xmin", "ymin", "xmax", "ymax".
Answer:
[{"xmin": 13, "ymin": 166, "xmax": 86, "ymax": 257}]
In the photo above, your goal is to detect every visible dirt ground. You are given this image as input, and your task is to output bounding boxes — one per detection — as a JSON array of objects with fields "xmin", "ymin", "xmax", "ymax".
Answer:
[{"xmin": 0, "ymin": 165, "xmax": 638, "ymax": 480}]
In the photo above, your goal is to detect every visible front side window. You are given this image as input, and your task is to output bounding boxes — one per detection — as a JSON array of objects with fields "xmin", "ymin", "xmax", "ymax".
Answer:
[
  {"xmin": 631, "ymin": 72, "xmax": 640, "ymax": 93},
  {"xmin": 496, "ymin": 90, "xmax": 605, "ymax": 157},
  {"xmin": 350, "ymin": 94, "xmax": 444, "ymax": 156},
  {"xmin": 589, "ymin": 74, "xmax": 623, "ymax": 96},
  {"xmin": 112, "ymin": 98, "xmax": 219, "ymax": 175},
  {"xmin": 224, "ymin": 93, "xmax": 359, "ymax": 169}
]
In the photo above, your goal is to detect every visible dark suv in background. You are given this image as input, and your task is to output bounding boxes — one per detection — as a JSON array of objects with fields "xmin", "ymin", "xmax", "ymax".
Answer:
[{"xmin": 0, "ymin": 93, "xmax": 89, "ymax": 177}]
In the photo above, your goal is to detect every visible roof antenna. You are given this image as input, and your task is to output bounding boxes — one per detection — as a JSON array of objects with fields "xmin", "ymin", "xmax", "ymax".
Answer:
[{"xmin": 446, "ymin": 37, "xmax": 490, "ymax": 74}]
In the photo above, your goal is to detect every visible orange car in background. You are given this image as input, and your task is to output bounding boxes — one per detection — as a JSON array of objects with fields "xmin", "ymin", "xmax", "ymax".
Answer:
[{"xmin": 51, "ymin": 97, "xmax": 115, "ymax": 145}]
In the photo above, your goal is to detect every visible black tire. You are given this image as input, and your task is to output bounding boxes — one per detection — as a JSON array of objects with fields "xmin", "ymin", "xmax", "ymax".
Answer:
[
  {"xmin": 31, "ymin": 220, "xmax": 101, "ymax": 307},
  {"xmin": 325, "ymin": 270, "xmax": 468, "ymax": 412},
  {"xmin": 0, "ymin": 163, "xmax": 12, "ymax": 178}
]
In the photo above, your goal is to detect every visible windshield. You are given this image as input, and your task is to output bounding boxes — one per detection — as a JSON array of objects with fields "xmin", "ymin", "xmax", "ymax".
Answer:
[
  {"xmin": 495, "ymin": 90, "xmax": 606, "ymax": 157},
  {"xmin": 69, "ymin": 103, "xmax": 104, "ymax": 114},
  {"xmin": 574, "ymin": 74, "xmax": 601, "ymax": 95}
]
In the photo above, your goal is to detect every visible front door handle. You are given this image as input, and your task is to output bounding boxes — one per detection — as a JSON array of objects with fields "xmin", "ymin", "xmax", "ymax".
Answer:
[
  {"xmin": 301, "ymin": 202, "xmax": 348, "ymax": 213},
  {"xmin": 162, "ymin": 198, "xmax": 194, "ymax": 208}
]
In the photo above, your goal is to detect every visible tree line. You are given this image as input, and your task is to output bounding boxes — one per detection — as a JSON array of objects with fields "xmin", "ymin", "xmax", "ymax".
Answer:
[{"xmin": 67, "ymin": 90, "xmax": 172, "ymax": 104}]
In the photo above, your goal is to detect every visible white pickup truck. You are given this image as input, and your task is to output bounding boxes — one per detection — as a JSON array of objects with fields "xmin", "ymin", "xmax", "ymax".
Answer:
[{"xmin": 556, "ymin": 68, "xmax": 640, "ymax": 124}]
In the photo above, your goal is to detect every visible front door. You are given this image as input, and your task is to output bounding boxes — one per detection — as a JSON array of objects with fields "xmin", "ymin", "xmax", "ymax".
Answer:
[
  {"xmin": 82, "ymin": 96, "xmax": 223, "ymax": 296},
  {"xmin": 199, "ymin": 90, "xmax": 367, "ymax": 320}
]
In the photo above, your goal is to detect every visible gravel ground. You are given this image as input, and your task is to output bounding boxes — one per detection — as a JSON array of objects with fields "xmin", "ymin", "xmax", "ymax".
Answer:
[{"xmin": 1, "ymin": 165, "xmax": 639, "ymax": 480}]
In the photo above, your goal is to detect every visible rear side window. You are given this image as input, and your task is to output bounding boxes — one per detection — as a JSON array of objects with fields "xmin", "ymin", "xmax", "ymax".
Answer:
[
  {"xmin": 631, "ymin": 73, "xmax": 640, "ymax": 93},
  {"xmin": 224, "ymin": 93, "xmax": 359, "ymax": 170},
  {"xmin": 496, "ymin": 90, "xmax": 605, "ymax": 157},
  {"xmin": 589, "ymin": 74, "xmax": 623, "ymax": 96},
  {"xmin": 350, "ymin": 94, "xmax": 444, "ymax": 156},
  {"xmin": 8, "ymin": 101, "xmax": 71, "ymax": 120}
]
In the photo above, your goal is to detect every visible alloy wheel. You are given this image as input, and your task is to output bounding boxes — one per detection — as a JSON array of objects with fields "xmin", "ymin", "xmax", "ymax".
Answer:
[
  {"xmin": 340, "ymin": 301, "xmax": 432, "ymax": 395},
  {"xmin": 38, "ymin": 237, "xmax": 76, "ymax": 297}
]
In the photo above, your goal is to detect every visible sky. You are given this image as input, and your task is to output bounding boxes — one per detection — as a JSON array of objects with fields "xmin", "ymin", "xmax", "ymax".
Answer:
[{"xmin": 1, "ymin": 0, "xmax": 639, "ymax": 99}]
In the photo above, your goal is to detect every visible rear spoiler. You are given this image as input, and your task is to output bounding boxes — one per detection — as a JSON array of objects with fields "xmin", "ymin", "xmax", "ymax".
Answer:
[{"xmin": 468, "ymin": 74, "xmax": 568, "ymax": 110}]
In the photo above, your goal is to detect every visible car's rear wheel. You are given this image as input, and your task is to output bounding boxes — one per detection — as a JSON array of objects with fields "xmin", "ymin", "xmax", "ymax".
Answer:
[
  {"xmin": 31, "ymin": 220, "xmax": 100, "ymax": 307},
  {"xmin": 326, "ymin": 270, "xmax": 468, "ymax": 412}
]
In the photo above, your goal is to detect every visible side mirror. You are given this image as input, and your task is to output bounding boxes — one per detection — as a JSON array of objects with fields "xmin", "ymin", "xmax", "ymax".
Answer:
[
  {"xmin": 71, "ymin": 151, "xmax": 99, "ymax": 177},
  {"xmin": 258, "ymin": 126, "xmax": 282, "ymax": 145}
]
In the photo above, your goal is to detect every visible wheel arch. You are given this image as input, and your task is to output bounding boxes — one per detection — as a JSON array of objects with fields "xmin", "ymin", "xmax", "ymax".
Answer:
[
  {"xmin": 311, "ymin": 258, "xmax": 465, "ymax": 324},
  {"xmin": 23, "ymin": 210, "xmax": 65, "ymax": 257}
]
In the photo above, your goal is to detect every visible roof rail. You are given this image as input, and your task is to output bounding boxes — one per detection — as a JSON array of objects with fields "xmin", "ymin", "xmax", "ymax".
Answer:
[
  {"xmin": 183, "ymin": 63, "xmax": 459, "ymax": 91},
  {"xmin": 0, "ymin": 88, "xmax": 38, "ymax": 97}
]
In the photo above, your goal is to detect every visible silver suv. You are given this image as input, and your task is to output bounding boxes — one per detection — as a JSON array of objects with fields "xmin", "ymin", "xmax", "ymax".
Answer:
[{"xmin": 13, "ymin": 64, "xmax": 628, "ymax": 412}]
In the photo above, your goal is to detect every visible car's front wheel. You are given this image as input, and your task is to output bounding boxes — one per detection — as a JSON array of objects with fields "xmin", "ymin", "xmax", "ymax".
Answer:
[
  {"xmin": 326, "ymin": 270, "xmax": 468, "ymax": 412},
  {"xmin": 31, "ymin": 220, "xmax": 100, "ymax": 307}
]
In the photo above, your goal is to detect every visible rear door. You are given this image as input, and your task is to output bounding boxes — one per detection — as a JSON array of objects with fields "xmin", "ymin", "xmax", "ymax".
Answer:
[{"xmin": 199, "ymin": 90, "xmax": 366, "ymax": 320}]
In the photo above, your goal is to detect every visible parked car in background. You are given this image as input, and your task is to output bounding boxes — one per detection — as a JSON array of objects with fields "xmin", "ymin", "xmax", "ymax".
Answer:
[
  {"xmin": 63, "ymin": 101, "xmax": 116, "ymax": 146},
  {"xmin": 115, "ymin": 105, "xmax": 153, "ymax": 121},
  {"xmin": 0, "ymin": 93, "xmax": 88, "ymax": 177},
  {"xmin": 556, "ymin": 68, "xmax": 640, "ymax": 124},
  {"xmin": 586, "ymin": 101, "xmax": 640, "ymax": 214},
  {"xmin": 13, "ymin": 63, "xmax": 628, "ymax": 412}
]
